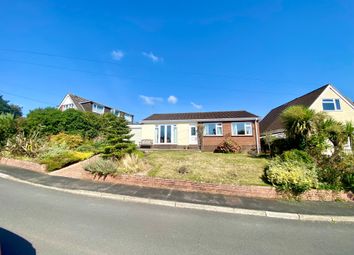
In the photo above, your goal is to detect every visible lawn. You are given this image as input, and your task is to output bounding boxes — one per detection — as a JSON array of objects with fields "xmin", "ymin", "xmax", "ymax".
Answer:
[{"xmin": 142, "ymin": 151, "xmax": 269, "ymax": 186}]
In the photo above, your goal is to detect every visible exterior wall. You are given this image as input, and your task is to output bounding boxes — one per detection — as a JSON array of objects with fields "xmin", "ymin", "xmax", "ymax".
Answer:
[
  {"xmin": 177, "ymin": 123, "xmax": 194, "ymax": 145},
  {"xmin": 59, "ymin": 95, "xmax": 77, "ymax": 111},
  {"xmin": 128, "ymin": 124, "xmax": 142, "ymax": 145},
  {"xmin": 141, "ymin": 124, "xmax": 156, "ymax": 141},
  {"xmin": 81, "ymin": 102, "xmax": 93, "ymax": 112},
  {"xmin": 310, "ymin": 86, "xmax": 354, "ymax": 123},
  {"xmin": 202, "ymin": 121, "xmax": 259, "ymax": 152},
  {"xmin": 141, "ymin": 121, "xmax": 260, "ymax": 152}
]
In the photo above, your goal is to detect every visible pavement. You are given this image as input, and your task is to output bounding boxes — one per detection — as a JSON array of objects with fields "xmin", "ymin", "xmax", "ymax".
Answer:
[
  {"xmin": 1, "ymin": 176, "xmax": 354, "ymax": 255},
  {"xmin": 0, "ymin": 164, "xmax": 354, "ymax": 220}
]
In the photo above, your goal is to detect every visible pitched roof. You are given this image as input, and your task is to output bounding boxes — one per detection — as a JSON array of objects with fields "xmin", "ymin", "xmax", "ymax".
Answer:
[
  {"xmin": 143, "ymin": 110, "xmax": 258, "ymax": 122},
  {"xmin": 260, "ymin": 84, "xmax": 329, "ymax": 134}
]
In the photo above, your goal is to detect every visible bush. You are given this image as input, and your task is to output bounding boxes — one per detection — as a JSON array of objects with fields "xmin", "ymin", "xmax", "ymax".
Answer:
[
  {"xmin": 265, "ymin": 153, "xmax": 318, "ymax": 195},
  {"xmin": 316, "ymin": 153, "xmax": 354, "ymax": 190},
  {"xmin": 39, "ymin": 145, "xmax": 93, "ymax": 171},
  {"xmin": 84, "ymin": 158, "xmax": 118, "ymax": 178},
  {"xmin": 117, "ymin": 153, "xmax": 149, "ymax": 174},
  {"xmin": 5, "ymin": 131, "xmax": 44, "ymax": 157},
  {"xmin": 0, "ymin": 113, "xmax": 16, "ymax": 147},
  {"xmin": 49, "ymin": 132, "xmax": 84, "ymax": 149},
  {"xmin": 281, "ymin": 149, "xmax": 314, "ymax": 165},
  {"xmin": 214, "ymin": 138, "xmax": 241, "ymax": 153}
]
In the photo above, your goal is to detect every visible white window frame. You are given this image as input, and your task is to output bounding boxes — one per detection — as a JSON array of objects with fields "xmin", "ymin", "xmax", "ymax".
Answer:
[
  {"xmin": 63, "ymin": 103, "xmax": 74, "ymax": 110},
  {"xmin": 232, "ymin": 122, "xmax": 253, "ymax": 136},
  {"xmin": 155, "ymin": 124, "xmax": 177, "ymax": 144},
  {"xmin": 322, "ymin": 98, "xmax": 341, "ymax": 111},
  {"xmin": 203, "ymin": 123, "xmax": 223, "ymax": 136},
  {"xmin": 92, "ymin": 104, "xmax": 105, "ymax": 114}
]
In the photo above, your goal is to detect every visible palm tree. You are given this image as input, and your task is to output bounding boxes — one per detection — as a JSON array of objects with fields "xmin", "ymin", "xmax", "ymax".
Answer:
[
  {"xmin": 281, "ymin": 105, "xmax": 315, "ymax": 149},
  {"xmin": 344, "ymin": 122, "xmax": 354, "ymax": 151}
]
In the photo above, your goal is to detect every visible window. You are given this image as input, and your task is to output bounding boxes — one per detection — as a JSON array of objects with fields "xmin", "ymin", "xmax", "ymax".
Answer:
[
  {"xmin": 322, "ymin": 99, "xmax": 341, "ymax": 111},
  {"xmin": 125, "ymin": 115, "xmax": 133, "ymax": 123},
  {"xmin": 92, "ymin": 104, "xmax": 104, "ymax": 114},
  {"xmin": 155, "ymin": 124, "xmax": 177, "ymax": 144},
  {"xmin": 62, "ymin": 104, "xmax": 74, "ymax": 110},
  {"xmin": 204, "ymin": 123, "xmax": 223, "ymax": 136},
  {"xmin": 111, "ymin": 109, "xmax": 121, "ymax": 116},
  {"xmin": 232, "ymin": 122, "xmax": 252, "ymax": 136}
]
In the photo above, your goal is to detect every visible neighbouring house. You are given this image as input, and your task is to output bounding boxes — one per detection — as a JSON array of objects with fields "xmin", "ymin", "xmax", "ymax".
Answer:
[
  {"xmin": 128, "ymin": 124, "xmax": 142, "ymax": 146},
  {"xmin": 58, "ymin": 93, "xmax": 134, "ymax": 123},
  {"xmin": 260, "ymin": 84, "xmax": 354, "ymax": 150},
  {"xmin": 140, "ymin": 111, "xmax": 261, "ymax": 153}
]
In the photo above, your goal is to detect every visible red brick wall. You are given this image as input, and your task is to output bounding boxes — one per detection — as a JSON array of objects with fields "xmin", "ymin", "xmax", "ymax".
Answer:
[{"xmin": 202, "ymin": 121, "xmax": 260, "ymax": 152}]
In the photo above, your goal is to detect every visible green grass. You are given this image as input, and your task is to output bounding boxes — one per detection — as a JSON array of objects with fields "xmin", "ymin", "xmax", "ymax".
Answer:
[{"xmin": 143, "ymin": 151, "xmax": 269, "ymax": 186}]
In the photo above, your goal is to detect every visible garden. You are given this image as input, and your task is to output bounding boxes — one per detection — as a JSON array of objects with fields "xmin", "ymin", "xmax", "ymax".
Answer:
[{"xmin": 1, "ymin": 95, "xmax": 353, "ymax": 198}]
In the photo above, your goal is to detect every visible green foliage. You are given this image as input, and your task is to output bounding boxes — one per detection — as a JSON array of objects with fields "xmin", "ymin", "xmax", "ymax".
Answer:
[
  {"xmin": 270, "ymin": 138, "xmax": 290, "ymax": 156},
  {"xmin": 0, "ymin": 95, "xmax": 22, "ymax": 117},
  {"xmin": 316, "ymin": 153, "xmax": 354, "ymax": 190},
  {"xmin": 84, "ymin": 158, "xmax": 118, "ymax": 178},
  {"xmin": 0, "ymin": 113, "xmax": 17, "ymax": 147},
  {"xmin": 39, "ymin": 145, "xmax": 93, "ymax": 171},
  {"xmin": 25, "ymin": 108, "xmax": 102, "ymax": 138},
  {"xmin": 265, "ymin": 151, "xmax": 318, "ymax": 195},
  {"xmin": 5, "ymin": 131, "xmax": 43, "ymax": 157},
  {"xmin": 281, "ymin": 149, "xmax": 314, "ymax": 165},
  {"xmin": 281, "ymin": 105, "xmax": 315, "ymax": 149},
  {"xmin": 101, "ymin": 113, "xmax": 136, "ymax": 159},
  {"xmin": 49, "ymin": 132, "xmax": 84, "ymax": 149},
  {"xmin": 25, "ymin": 107, "xmax": 64, "ymax": 135},
  {"xmin": 344, "ymin": 122, "xmax": 354, "ymax": 151}
]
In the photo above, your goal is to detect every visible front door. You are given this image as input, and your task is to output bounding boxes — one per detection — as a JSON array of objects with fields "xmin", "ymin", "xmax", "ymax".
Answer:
[{"xmin": 189, "ymin": 125, "xmax": 198, "ymax": 145}]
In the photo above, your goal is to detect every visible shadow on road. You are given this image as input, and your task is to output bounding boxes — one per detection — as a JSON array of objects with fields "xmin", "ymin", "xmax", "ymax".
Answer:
[{"xmin": 0, "ymin": 227, "xmax": 36, "ymax": 255}]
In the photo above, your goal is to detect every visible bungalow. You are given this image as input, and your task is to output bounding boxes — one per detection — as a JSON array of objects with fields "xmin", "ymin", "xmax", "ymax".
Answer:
[
  {"xmin": 140, "ymin": 111, "xmax": 261, "ymax": 153},
  {"xmin": 58, "ymin": 93, "xmax": 134, "ymax": 123}
]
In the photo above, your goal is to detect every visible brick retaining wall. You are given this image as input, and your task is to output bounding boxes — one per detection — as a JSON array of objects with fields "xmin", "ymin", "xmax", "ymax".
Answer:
[
  {"xmin": 0, "ymin": 157, "xmax": 47, "ymax": 173},
  {"xmin": 101, "ymin": 174, "xmax": 353, "ymax": 202}
]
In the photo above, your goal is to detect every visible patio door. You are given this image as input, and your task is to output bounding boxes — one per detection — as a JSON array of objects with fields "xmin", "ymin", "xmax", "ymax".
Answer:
[{"xmin": 189, "ymin": 125, "xmax": 198, "ymax": 145}]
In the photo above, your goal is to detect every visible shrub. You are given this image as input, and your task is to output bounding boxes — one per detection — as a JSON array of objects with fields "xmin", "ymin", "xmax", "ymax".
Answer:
[
  {"xmin": 39, "ymin": 145, "xmax": 93, "ymax": 171},
  {"xmin": 342, "ymin": 173, "xmax": 354, "ymax": 192},
  {"xmin": 265, "ymin": 152, "xmax": 318, "ymax": 195},
  {"xmin": 214, "ymin": 138, "xmax": 241, "ymax": 153},
  {"xmin": 0, "ymin": 113, "xmax": 16, "ymax": 147},
  {"xmin": 49, "ymin": 132, "xmax": 84, "ymax": 149},
  {"xmin": 270, "ymin": 138, "xmax": 290, "ymax": 156},
  {"xmin": 281, "ymin": 149, "xmax": 314, "ymax": 165},
  {"xmin": 316, "ymin": 153, "xmax": 354, "ymax": 190},
  {"xmin": 84, "ymin": 158, "xmax": 118, "ymax": 178},
  {"xmin": 5, "ymin": 131, "xmax": 43, "ymax": 157},
  {"xmin": 117, "ymin": 153, "xmax": 149, "ymax": 174}
]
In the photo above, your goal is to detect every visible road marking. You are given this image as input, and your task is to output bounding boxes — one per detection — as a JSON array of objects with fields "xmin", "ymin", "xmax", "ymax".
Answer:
[{"xmin": 0, "ymin": 172, "xmax": 353, "ymax": 223}]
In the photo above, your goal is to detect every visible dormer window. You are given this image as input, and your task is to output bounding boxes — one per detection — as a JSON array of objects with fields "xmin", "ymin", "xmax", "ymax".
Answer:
[
  {"xmin": 92, "ymin": 104, "xmax": 104, "ymax": 114},
  {"xmin": 322, "ymin": 99, "xmax": 341, "ymax": 111}
]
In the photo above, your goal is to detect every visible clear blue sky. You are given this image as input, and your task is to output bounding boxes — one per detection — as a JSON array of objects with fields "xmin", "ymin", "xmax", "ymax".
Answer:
[{"xmin": 1, "ymin": 0, "xmax": 353, "ymax": 121}]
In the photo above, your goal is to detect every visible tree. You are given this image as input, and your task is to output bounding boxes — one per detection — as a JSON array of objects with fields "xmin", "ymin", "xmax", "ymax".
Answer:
[
  {"xmin": 197, "ymin": 123, "xmax": 204, "ymax": 150},
  {"xmin": 25, "ymin": 107, "xmax": 63, "ymax": 135},
  {"xmin": 0, "ymin": 113, "xmax": 17, "ymax": 147},
  {"xmin": 101, "ymin": 113, "xmax": 135, "ymax": 159},
  {"xmin": 0, "ymin": 95, "xmax": 22, "ymax": 117},
  {"xmin": 281, "ymin": 105, "xmax": 315, "ymax": 149}
]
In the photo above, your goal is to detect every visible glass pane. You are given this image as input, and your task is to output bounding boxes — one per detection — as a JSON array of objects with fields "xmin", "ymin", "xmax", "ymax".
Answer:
[
  {"xmin": 191, "ymin": 127, "xmax": 196, "ymax": 136},
  {"xmin": 323, "ymin": 102, "xmax": 335, "ymax": 110},
  {"xmin": 166, "ymin": 125, "xmax": 172, "ymax": 143},
  {"xmin": 205, "ymin": 124, "xmax": 216, "ymax": 135},
  {"xmin": 237, "ymin": 123, "xmax": 245, "ymax": 135},
  {"xmin": 245, "ymin": 123, "xmax": 252, "ymax": 135},
  {"xmin": 335, "ymin": 99, "xmax": 341, "ymax": 110},
  {"xmin": 160, "ymin": 126, "xmax": 165, "ymax": 143},
  {"xmin": 216, "ymin": 125, "xmax": 222, "ymax": 135}
]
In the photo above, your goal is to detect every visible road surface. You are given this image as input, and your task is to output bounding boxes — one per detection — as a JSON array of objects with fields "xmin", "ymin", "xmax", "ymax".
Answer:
[{"xmin": 0, "ymin": 177, "xmax": 353, "ymax": 255}]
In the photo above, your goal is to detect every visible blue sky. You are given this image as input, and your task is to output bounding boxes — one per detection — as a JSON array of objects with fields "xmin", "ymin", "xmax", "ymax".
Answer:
[{"xmin": 1, "ymin": 0, "xmax": 354, "ymax": 121}]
